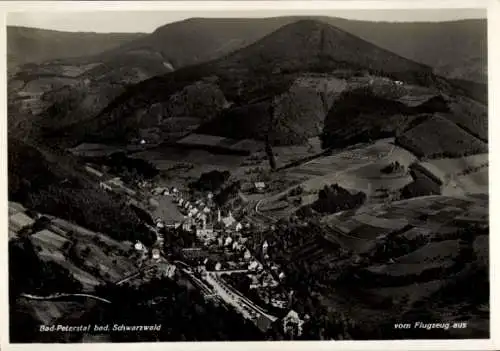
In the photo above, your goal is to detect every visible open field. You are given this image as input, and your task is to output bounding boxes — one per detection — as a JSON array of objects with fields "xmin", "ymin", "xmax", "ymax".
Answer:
[
  {"xmin": 419, "ymin": 153, "xmax": 488, "ymax": 195},
  {"xmin": 421, "ymin": 154, "xmax": 487, "ymax": 176},
  {"xmin": 149, "ymin": 194, "xmax": 184, "ymax": 223},
  {"xmin": 321, "ymin": 195, "xmax": 488, "ymax": 253},
  {"xmin": 396, "ymin": 115, "xmax": 488, "ymax": 158},
  {"xmin": 177, "ymin": 133, "xmax": 264, "ymax": 154}
]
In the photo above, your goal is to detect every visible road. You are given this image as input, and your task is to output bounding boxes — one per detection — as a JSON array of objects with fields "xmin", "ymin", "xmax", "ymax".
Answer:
[
  {"xmin": 20, "ymin": 293, "xmax": 111, "ymax": 304},
  {"xmin": 205, "ymin": 272, "xmax": 277, "ymax": 324},
  {"xmin": 114, "ymin": 264, "xmax": 157, "ymax": 285}
]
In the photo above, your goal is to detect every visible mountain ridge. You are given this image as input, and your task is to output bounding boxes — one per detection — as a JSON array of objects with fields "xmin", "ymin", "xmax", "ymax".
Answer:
[
  {"xmin": 7, "ymin": 26, "xmax": 146, "ymax": 68},
  {"xmin": 55, "ymin": 19, "xmax": 445, "ymax": 145}
]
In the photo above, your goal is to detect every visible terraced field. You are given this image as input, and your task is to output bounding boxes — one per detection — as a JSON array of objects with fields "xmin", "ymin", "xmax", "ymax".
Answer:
[
  {"xmin": 321, "ymin": 195, "xmax": 488, "ymax": 254},
  {"xmin": 31, "ymin": 217, "xmax": 139, "ymax": 290}
]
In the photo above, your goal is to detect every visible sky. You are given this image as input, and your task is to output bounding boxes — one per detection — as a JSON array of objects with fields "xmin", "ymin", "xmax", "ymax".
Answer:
[{"xmin": 7, "ymin": 8, "xmax": 487, "ymax": 33}]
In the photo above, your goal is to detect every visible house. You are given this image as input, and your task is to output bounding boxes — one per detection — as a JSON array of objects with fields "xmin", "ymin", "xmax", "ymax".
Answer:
[
  {"xmin": 134, "ymin": 241, "xmax": 144, "ymax": 251},
  {"xmin": 224, "ymin": 236, "xmax": 233, "ymax": 247},
  {"xmin": 203, "ymin": 206, "xmax": 211, "ymax": 214},
  {"xmin": 197, "ymin": 228, "xmax": 215, "ymax": 240},
  {"xmin": 99, "ymin": 182, "xmax": 112, "ymax": 191},
  {"xmin": 248, "ymin": 260, "xmax": 259, "ymax": 271},
  {"xmin": 152, "ymin": 248, "xmax": 161, "ymax": 259},
  {"xmin": 271, "ymin": 298, "xmax": 287, "ymax": 309},
  {"xmin": 244, "ymin": 250, "xmax": 252, "ymax": 261},
  {"xmin": 222, "ymin": 211, "xmax": 236, "ymax": 228},
  {"xmin": 217, "ymin": 237, "xmax": 224, "ymax": 247},
  {"xmin": 282, "ymin": 310, "xmax": 305, "ymax": 337},
  {"xmin": 278, "ymin": 272, "xmax": 286, "ymax": 280},
  {"xmin": 156, "ymin": 221, "xmax": 165, "ymax": 229},
  {"xmin": 207, "ymin": 192, "xmax": 214, "ymax": 200},
  {"xmin": 9, "ymin": 212, "xmax": 35, "ymax": 233},
  {"xmin": 152, "ymin": 187, "xmax": 166, "ymax": 195},
  {"xmin": 254, "ymin": 182, "xmax": 266, "ymax": 193},
  {"xmin": 215, "ymin": 262, "xmax": 222, "ymax": 271},
  {"xmin": 179, "ymin": 199, "xmax": 185, "ymax": 206},
  {"xmin": 199, "ymin": 213, "xmax": 208, "ymax": 224},
  {"xmin": 164, "ymin": 264, "xmax": 176, "ymax": 278},
  {"xmin": 182, "ymin": 218, "xmax": 195, "ymax": 232},
  {"xmin": 235, "ymin": 222, "xmax": 243, "ymax": 232},
  {"xmin": 262, "ymin": 240, "xmax": 269, "ymax": 253}
]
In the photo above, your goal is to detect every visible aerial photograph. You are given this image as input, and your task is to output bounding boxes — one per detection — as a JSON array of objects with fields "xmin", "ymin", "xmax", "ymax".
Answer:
[{"xmin": 7, "ymin": 7, "xmax": 488, "ymax": 343}]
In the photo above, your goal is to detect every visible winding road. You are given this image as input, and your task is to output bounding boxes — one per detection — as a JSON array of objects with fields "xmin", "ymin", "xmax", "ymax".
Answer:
[{"xmin": 20, "ymin": 292, "xmax": 111, "ymax": 304}]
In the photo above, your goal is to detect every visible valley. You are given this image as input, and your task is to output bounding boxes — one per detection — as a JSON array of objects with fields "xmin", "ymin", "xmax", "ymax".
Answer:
[{"xmin": 7, "ymin": 13, "xmax": 489, "ymax": 343}]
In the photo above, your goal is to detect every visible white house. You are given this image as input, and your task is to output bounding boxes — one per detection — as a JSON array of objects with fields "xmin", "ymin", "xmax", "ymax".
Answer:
[
  {"xmin": 248, "ymin": 261, "xmax": 259, "ymax": 271},
  {"xmin": 283, "ymin": 310, "xmax": 305, "ymax": 337},
  {"xmin": 203, "ymin": 206, "xmax": 211, "ymax": 214},
  {"xmin": 222, "ymin": 211, "xmax": 236, "ymax": 228},
  {"xmin": 254, "ymin": 182, "xmax": 266, "ymax": 192},
  {"xmin": 224, "ymin": 236, "xmax": 233, "ymax": 247},
  {"xmin": 134, "ymin": 241, "xmax": 144, "ymax": 251},
  {"xmin": 279, "ymin": 272, "xmax": 286, "ymax": 280},
  {"xmin": 244, "ymin": 250, "xmax": 252, "ymax": 261},
  {"xmin": 182, "ymin": 221, "xmax": 193, "ymax": 232},
  {"xmin": 262, "ymin": 240, "xmax": 269, "ymax": 252},
  {"xmin": 156, "ymin": 221, "xmax": 165, "ymax": 229},
  {"xmin": 217, "ymin": 237, "xmax": 224, "ymax": 247},
  {"xmin": 235, "ymin": 222, "xmax": 243, "ymax": 232},
  {"xmin": 152, "ymin": 248, "xmax": 161, "ymax": 260},
  {"xmin": 215, "ymin": 262, "xmax": 222, "ymax": 271}
]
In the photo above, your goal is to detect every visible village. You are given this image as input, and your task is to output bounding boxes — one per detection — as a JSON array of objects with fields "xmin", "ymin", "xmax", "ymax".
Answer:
[
  {"xmin": 130, "ymin": 181, "xmax": 308, "ymax": 336},
  {"xmin": 67, "ymin": 162, "xmax": 307, "ymax": 337}
]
